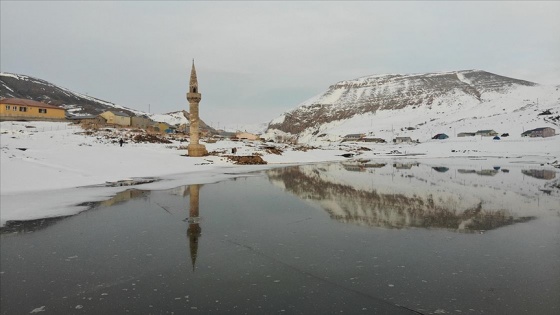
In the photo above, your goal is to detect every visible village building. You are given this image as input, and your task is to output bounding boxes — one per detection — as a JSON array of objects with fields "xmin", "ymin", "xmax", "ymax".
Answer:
[
  {"xmin": 342, "ymin": 133, "xmax": 365, "ymax": 142},
  {"xmin": 394, "ymin": 136, "xmax": 413, "ymax": 144},
  {"xmin": 363, "ymin": 137, "xmax": 386, "ymax": 143},
  {"xmin": 151, "ymin": 121, "xmax": 173, "ymax": 133},
  {"xmin": 457, "ymin": 132, "xmax": 476, "ymax": 137},
  {"xmin": 475, "ymin": 129, "xmax": 499, "ymax": 137},
  {"xmin": 522, "ymin": 169, "xmax": 556, "ymax": 180},
  {"xmin": 393, "ymin": 162, "xmax": 419, "ymax": 169},
  {"xmin": 432, "ymin": 133, "xmax": 449, "ymax": 140},
  {"xmin": 521, "ymin": 127, "xmax": 555, "ymax": 138},
  {"xmin": 99, "ymin": 110, "xmax": 131, "ymax": 127},
  {"xmin": 343, "ymin": 163, "xmax": 366, "ymax": 172},
  {"xmin": 236, "ymin": 131, "xmax": 260, "ymax": 141},
  {"xmin": 0, "ymin": 98, "xmax": 66, "ymax": 121},
  {"xmin": 131, "ymin": 115, "xmax": 153, "ymax": 129},
  {"xmin": 176, "ymin": 123, "xmax": 188, "ymax": 134}
]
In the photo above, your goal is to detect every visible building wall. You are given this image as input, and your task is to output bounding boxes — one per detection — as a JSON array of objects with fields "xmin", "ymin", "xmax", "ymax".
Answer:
[
  {"xmin": 523, "ymin": 127, "xmax": 556, "ymax": 138},
  {"xmin": 131, "ymin": 117, "xmax": 152, "ymax": 129},
  {"xmin": 100, "ymin": 112, "xmax": 116, "ymax": 124},
  {"xmin": 152, "ymin": 122, "xmax": 171, "ymax": 133},
  {"xmin": 113, "ymin": 115, "xmax": 131, "ymax": 126},
  {"xmin": 236, "ymin": 132, "xmax": 259, "ymax": 140},
  {"xmin": 0, "ymin": 102, "xmax": 66, "ymax": 120},
  {"xmin": 476, "ymin": 130, "xmax": 498, "ymax": 136},
  {"xmin": 100, "ymin": 112, "xmax": 130, "ymax": 126},
  {"xmin": 542, "ymin": 127, "xmax": 555, "ymax": 137},
  {"xmin": 395, "ymin": 137, "xmax": 412, "ymax": 143}
]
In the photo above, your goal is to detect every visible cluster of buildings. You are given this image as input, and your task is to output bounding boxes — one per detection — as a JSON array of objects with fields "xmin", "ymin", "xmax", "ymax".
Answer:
[
  {"xmin": 454, "ymin": 128, "xmax": 555, "ymax": 139},
  {"xmin": 342, "ymin": 126, "xmax": 556, "ymax": 144},
  {"xmin": 0, "ymin": 97, "xmax": 185, "ymax": 134},
  {"xmin": 0, "ymin": 96, "xmax": 260, "ymax": 140}
]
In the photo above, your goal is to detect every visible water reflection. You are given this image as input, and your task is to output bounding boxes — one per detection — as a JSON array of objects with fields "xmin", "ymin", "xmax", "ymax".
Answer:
[
  {"xmin": 98, "ymin": 189, "xmax": 150, "ymax": 207},
  {"xmin": 266, "ymin": 163, "xmax": 547, "ymax": 233},
  {"xmin": 1, "ymin": 216, "xmax": 69, "ymax": 234},
  {"xmin": 186, "ymin": 184, "xmax": 202, "ymax": 272},
  {"xmin": 0, "ymin": 189, "xmax": 150, "ymax": 234}
]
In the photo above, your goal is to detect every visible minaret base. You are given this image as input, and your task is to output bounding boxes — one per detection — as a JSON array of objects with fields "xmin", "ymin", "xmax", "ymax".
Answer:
[{"xmin": 187, "ymin": 144, "xmax": 208, "ymax": 157}]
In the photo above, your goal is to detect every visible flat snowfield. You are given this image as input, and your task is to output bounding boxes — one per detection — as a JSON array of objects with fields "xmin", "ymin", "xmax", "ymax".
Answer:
[{"xmin": 1, "ymin": 121, "xmax": 558, "ymax": 226}]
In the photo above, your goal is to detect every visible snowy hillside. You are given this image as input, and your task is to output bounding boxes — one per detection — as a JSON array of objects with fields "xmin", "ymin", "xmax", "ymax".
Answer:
[
  {"xmin": 0, "ymin": 72, "xmax": 141, "ymax": 116},
  {"xmin": 264, "ymin": 70, "xmax": 560, "ymax": 144}
]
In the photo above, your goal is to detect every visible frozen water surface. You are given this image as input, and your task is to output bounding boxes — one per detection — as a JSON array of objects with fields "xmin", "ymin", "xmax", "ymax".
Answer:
[{"xmin": 1, "ymin": 161, "xmax": 559, "ymax": 314}]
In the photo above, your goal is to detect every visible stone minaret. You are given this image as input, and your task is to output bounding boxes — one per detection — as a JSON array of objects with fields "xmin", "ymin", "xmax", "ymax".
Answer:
[{"xmin": 186, "ymin": 60, "xmax": 207, "ymax": 157}]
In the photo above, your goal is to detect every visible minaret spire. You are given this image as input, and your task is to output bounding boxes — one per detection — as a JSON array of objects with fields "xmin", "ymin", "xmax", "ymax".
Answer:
[{"xmin": 189, "ymin": 59, "xmax": 198, "ymax": 94}]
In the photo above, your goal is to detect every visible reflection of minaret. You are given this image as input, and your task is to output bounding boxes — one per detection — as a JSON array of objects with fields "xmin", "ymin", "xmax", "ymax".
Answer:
[
  {"xmin": 186, "ymin": 60, "xmax": 208, "ymax": 157},
  {"xmin": 186, "ymin": 184, "xmax": 202, "ymax": 272}
]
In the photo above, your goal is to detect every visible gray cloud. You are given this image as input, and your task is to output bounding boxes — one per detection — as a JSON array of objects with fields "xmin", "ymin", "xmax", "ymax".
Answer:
[{"xmin": 1, "ymin": 1, "xmax": 559, "ymax": 126}]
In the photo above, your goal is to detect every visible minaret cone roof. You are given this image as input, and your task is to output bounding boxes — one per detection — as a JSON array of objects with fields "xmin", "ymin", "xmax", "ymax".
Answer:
[{"xmin": 190, "ymin": 59, "xmax": 198, "ymax": 88}]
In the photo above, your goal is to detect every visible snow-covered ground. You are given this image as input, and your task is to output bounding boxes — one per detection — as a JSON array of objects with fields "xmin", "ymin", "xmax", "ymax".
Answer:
[{"xmin": 1, "ymin": 121, "xmax": 558, "ymax": 227}]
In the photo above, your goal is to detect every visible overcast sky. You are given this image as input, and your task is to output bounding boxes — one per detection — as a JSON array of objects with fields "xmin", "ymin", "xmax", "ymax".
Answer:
[{"xmin": 1, "ymin": 1, "xmax": 559, "ymax": 127}]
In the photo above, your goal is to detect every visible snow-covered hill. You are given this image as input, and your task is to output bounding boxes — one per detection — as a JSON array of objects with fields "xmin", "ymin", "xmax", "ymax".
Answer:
[
  {"xmin": 0, "ymin": 72, "xmax": 142, "ymax": 116},
  {"xmin": 264, "ymin": 70, "xmax": 560, "ymax": 144}
]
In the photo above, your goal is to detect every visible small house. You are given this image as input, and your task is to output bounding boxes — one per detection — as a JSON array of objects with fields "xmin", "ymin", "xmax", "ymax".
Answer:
[
  {"xmin": 176, "ymin": 123, "xmax": 189, "ymax": 134},
  {"xmin": 342, "ymin": 133, "xmax": 365, "ymax": 142},
  {"xmin": 236, "ymin": 131, "xmax": 260, "ymax": 141},
  {"xmin": 432, "ymin": 133, "xmax": 449, "ymax": 140},
  {"xmin": 457, "ymin": 132, "xmax": 476, "ymax": 137},
  {"xmin": 475, "ymin": 130, "xmax": 498, "ymax": 137},
  {"xmin": 522, "ymin": 169, "xmax": 556, "ymax": 180},
  {"xmin": 394, "ymin": 137, "xmax": 413, "ymax": 144},
  {"xmin": 363, "ymin": 137, "xmax": 386, "ymax": 143},
  {"xmin": 521, "ymin": 127, "xmax": 555, "ymax": 138},
  {"xmin": 151, "ymin": 121, "xmax": 173, "ymax": 133},
  {"xmin": 100, "ymin": 111, "xmax": 131, "ymax": 127}
]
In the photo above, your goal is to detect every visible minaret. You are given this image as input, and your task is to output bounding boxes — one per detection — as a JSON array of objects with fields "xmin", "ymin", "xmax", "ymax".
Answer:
[{"xmin": 186, "ymin": 60, "xmax": 207, "ymax": 157}]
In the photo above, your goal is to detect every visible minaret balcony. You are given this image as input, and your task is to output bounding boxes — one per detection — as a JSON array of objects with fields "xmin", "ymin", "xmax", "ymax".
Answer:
[{"xmin": 187, "ymin": 92, "xmax": 202, "ymax": 102}]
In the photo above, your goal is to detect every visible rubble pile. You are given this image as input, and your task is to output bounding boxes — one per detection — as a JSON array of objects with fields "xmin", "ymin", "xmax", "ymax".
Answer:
[
  {"xmin": 262, "ymin": 146, "xmax": 283, "ymax": 155},
  {"xmin": 132, "ymin": 134, "xmax": 172, "ymax": 144},
  {"xmin": 225, "ymin": 155, "xmax": 267, "ymax": 165}
]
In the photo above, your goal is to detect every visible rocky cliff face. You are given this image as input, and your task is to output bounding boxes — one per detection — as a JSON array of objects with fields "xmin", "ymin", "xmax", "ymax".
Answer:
[{"xmin": 265, "ymin": 70, "xmax": 542, "ymax": 142}]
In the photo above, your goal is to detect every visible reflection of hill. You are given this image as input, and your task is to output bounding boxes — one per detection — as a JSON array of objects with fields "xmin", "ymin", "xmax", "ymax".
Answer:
[
  {"xmin": 1, "ymin": 216, "xmax": 70, "ymax": 234},
  {"xmin": 1, "ymin": 189, "xmax": 150, "ymax": 234},
  {"xmin": 267, "ymin": 166, "xmax": 534, "ymax": 233}
]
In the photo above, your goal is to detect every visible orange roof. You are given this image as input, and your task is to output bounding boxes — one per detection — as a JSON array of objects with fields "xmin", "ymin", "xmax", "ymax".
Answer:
[{"xmin": 0, "ymin": 98, "xmax": 63, "ymax": 110}]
